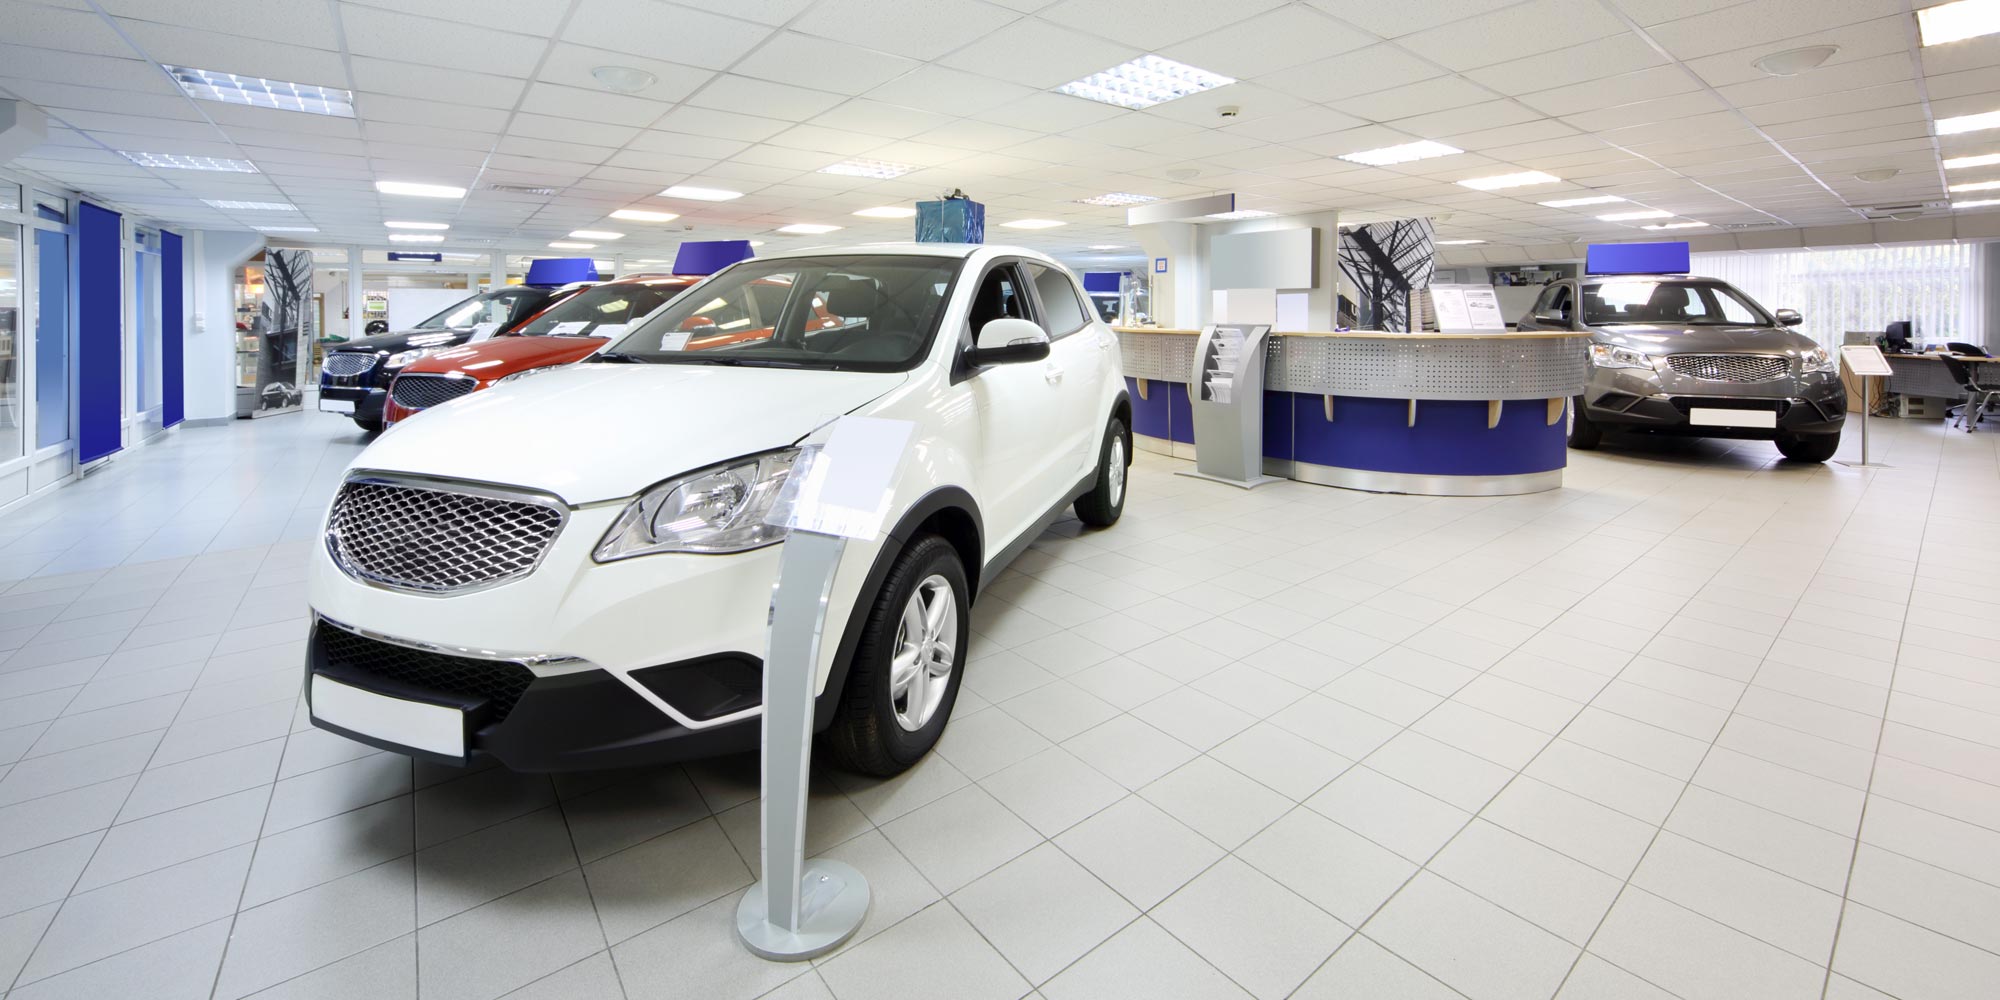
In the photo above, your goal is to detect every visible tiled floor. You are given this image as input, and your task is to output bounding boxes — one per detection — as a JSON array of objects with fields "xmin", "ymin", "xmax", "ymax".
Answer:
[{"xmin": 0, "ymin": 412, "xmax": 1997, "ymax": 999}]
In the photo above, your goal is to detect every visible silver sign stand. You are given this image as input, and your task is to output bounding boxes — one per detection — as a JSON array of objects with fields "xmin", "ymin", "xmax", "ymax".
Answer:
[{"xmin": 735, "ymin": 416, "xmax": 913, "ymax": 961}]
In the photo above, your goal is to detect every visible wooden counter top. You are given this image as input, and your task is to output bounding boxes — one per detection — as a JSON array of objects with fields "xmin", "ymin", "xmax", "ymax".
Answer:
[{"xmin": 1113, "ymin": 326, "xmax": 1590, "ymax": 341}]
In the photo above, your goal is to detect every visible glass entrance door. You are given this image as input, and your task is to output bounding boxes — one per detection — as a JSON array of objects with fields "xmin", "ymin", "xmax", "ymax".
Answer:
[{"xmin": 35, "ymin": 228, "xmax": 68, "ymax": 450}]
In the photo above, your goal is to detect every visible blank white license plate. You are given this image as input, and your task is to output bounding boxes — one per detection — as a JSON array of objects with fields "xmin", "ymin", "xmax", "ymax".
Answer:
[
  {"xmin": 320, "ymin": 398, "xmax": 356, "ymax": 415},
  {"xmin": 1689, "ymin": 407, "xmax": 1776, "ymax": 429},
  {"xmin": 311, "ymin": 675, "xmax": 464, "ymax": 757}
]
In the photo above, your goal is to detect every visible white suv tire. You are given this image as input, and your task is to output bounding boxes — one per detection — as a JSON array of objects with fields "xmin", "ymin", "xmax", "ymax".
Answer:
[{"xmin": 822, "ymin": 534, "xmax": 971, "ymax": 776}]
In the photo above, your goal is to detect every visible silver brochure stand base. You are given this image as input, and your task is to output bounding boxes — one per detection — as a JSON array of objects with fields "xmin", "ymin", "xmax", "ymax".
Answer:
[
  {"xmin": 736, "ymin": 529, "xmax": 869, "ymax": 961},
  {"xmin": 1175, "ymin": 469, "xmax": 1283, "ymax": 490}
]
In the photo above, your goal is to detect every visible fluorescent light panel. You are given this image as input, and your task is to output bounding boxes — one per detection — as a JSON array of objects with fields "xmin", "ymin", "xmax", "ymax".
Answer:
[
  {"xmin": 389, "ymin": 234, "xmax": 443, "ymax": 243},
  {"xmin": 1458, "ymin": 170, "xmax": 1560, "ymax": 190},
  {"xmin": 1089, "ymin": 244, "xmax": 1125, "ymax": 250},
  {"xmin": 660, "ymin": 185, "xmax": 743, "ymax": 201},
  {"xmin": 569, "ymin": 229, "xmax": 624, "ymax": 239},
  {"xmin": 376, "ymin": 180, "xmax": 464, "ymax": 198},
  {"xmin": 1539, "ymin": 195, "xmax": 1625, "ymax": 208},
  {"xmin": 1436, "ymin": 239, "xmax": 1486, "ymax": 245},
  {"xmin": 1948, "ymin": 179, "xmax": 2000, "ymax": 191},
  {"xmin": 121, "ymin": 151, "xmax": 256, "ymax": 172},
  {"xmin": 384, "ymin": 220, "xmax": 447, "ymax": 230},
  {"xmin": 254, "ymin": 226, "xmax": 316, "ymax": 232},
  {"xmin": 776, "ymin": 224, "xmax": 841, "ymax": 234},
  {"xmin": 610, "ymin": 208, "xmax": 680, "ymax": 221},
  {"xmin": 1076, "ymin": 192, "xmax": 1158, "ymax": 206},
  {"xmin": 819, "ymin": 158, "xmax": 915, "ymax": 179},
  {"xmin": 1641, "ymin": 221, "xmax": 1708, "ymax": 229},
  {"xmin": 1001, "ymin": 219, "xmax": 1066, "ymax": 229},
  {"xmin": 1919, "ymin": 0, "xmax": 2000, "ymax": 45},
  {"xmin": 548, "ymin": 241, "xmax": 595, "ymax": 248},
  {"xmin": 1955, "ymin": 197, "xmax": 2000, "ymax": 207},
  {"xmin": 1599, "ymin": 209, "xmax": 1673, "ymax": 221},
  {"xmin": 853, "ymin": 206, "xmax": 916, "ymax": 218},
  {"xmin": 1337, "ymin": 140, "xmax": 1462, "ymax": 166},
  {"xmin": 163, "ymin": 64, "xmax": 354, "ymax": 117},
  {"xmin": 1943, "ymin": 152, "xmax": 2000, "ymax": 169},
  {"xmin": 204, "ymin": 199, "xmax": 292, "ymax": 211},
  {"xmin": 1937, "ymin": 109, "xmax": 2000, "ymax": 134},
  {"xmin": 1057, "ymin": 54, "xmax": 1236, "ymax": 110}
]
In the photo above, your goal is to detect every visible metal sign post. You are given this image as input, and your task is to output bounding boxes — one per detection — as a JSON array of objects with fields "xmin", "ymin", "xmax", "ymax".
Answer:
[
  {"xmin": 1838, "ymin": 344, "xmax": 1894, "ymax": 469},
  {"xmin": 735, "ymin": 416, "xmax": 914, "ymax": 962}
]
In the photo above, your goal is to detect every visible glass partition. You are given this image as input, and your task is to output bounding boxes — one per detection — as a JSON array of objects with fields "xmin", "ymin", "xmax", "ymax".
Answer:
[
  {"xmin": 0, "ymin": 224, "xmax": 20, "ymax": 460},
  {"xmin": 34, "ymin": 229, "xmax": 68, "ymax": 449}
]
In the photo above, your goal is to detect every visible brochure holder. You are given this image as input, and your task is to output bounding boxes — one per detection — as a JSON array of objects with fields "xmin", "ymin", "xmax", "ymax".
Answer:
[
  {"xmin": 735, "ymin": 416, "xmax": 913, "ymax": 961},
  {"xmin": 1838, "ymin": 344, "xmax": 1893, "ymax": 469},
  {"xmin": 1178, "ymin": 324, "xmax": 1281, "ymax": 488}
]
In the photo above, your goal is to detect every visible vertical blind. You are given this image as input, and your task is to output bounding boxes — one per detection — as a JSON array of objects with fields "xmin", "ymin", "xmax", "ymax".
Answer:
[{"xmin": 1691, "ymin": 244, "xmax": 1981, "ymax": 352}]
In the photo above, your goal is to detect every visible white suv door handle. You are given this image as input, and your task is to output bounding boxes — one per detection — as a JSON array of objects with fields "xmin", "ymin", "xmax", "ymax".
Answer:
[{"xmin": 1044, "ymin": 365, "xmax": 1064, "ymax": 384}]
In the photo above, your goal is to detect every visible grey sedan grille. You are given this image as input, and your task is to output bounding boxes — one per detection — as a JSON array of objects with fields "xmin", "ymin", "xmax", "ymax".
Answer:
[
  {"xmin": 323, "ymin": 353, "xmax": 376, "ymax": 377},
  {"xmin": 325, "ymin": 479, "xmax": 565, "ymax": 594},
  {"xmin": 390, "ymin": 375, "xmax": 476, "ymax": 410},
  {"xmin": 1665, "ymin": 354, "xmax": 1789, "ymax": 382}
]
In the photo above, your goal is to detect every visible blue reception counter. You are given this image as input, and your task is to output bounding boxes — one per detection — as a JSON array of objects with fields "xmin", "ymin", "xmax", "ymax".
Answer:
[{"xmin": 1117, "ymin": 328, "xmax": 1591, "ymax": 496}]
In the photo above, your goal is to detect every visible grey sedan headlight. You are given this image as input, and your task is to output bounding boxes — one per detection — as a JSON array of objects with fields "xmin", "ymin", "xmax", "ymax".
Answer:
[
  {"xmin": 594, "ymin": 449, "xmax": 798, "ymax": 560},
  {"xmin": 496, "ymin": 364, "xmax": 565, "ymax": 384},
  {"xmin": 1801, "ymin": 347, "xmax": 1837, "ymax": 373},
  {"xmin": 1589, "ymin": 344, "xmax": 1654, "ymax": 370}
]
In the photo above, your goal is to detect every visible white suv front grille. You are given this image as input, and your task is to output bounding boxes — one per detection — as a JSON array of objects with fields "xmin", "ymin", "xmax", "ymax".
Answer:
[{"xmin": 325, "ymin": 478, "xmax": 566, "ymax": 594}]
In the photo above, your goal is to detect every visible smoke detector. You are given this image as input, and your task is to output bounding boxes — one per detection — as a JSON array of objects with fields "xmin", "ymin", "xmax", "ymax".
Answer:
[{"xmin": 1166, "ymin": 167, "xmax": 1200, "ymax": 182}]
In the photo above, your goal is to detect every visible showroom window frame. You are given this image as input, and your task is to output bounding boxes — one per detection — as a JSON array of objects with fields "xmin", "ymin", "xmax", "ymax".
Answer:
[{"xmin": 0, "ymin": 167, "xmax": 88, "ymax": 509}]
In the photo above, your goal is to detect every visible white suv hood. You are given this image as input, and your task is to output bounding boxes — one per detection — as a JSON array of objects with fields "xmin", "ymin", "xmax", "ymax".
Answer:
[{"xmin": 354, "ymin": 364, "xmax": 907, "ymax": 503}]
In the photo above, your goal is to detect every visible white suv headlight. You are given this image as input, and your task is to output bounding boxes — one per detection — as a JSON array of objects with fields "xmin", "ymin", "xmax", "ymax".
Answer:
[
  {"xmin": 1801, "ymin": 347, "xmax": 1837, "ymax": 373},
  {"xmin": 497, "ymin": 364, "xmax": 564, "ymax": 384},
  {"xmin": 1590, "ymin": 343, "xmax": 1654, "ymax": 370},
  {"xmin": 594, "ymin": 449, "xmax": 798, "ymax": 560}
]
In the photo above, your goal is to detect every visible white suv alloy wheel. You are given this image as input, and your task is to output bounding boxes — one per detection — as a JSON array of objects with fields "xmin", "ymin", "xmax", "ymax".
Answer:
[{"xmin": 890, "ymin": 574, "xmax": 957, "ymax": 731}]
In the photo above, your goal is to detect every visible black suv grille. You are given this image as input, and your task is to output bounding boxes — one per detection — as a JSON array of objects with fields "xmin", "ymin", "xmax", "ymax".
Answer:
[{"xmin": 318, "ymin": 622, "xmax": 536, "ymax": 723}]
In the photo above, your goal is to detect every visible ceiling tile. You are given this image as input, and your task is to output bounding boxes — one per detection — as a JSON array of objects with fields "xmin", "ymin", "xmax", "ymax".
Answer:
[
  {"xmin": 339, "ymin": 4, "xmax": 546, "ymax": 74},
  {"xmin": 1159, "ymin": 4, "xmax": 1371, "ymax": 78},
  {"xmin": 1255, "ymin": 47, "xmax": 1442, "ymax": 106},
  {"xmin": 348, "ymin": 56, "xmax": 526, "ymax": 110},
  {"xmin": 563, "ymin": 0, "xmax": 770, "ymax": 69},
  {"xmin": 1397, "ymin": 0, "xmax": 1628, "ymax": 71},
  {"xmin": 535, "ymin": 44, "xmax": 713, "ymax": 103},
  {"xmin": 1040, "ymin": 0, "xmax": 1288, "ymax": 50},
  {"xmin": 792, "ymin": 0, "xmax": 1018, "ymax": 60},
  {"xmin": 654, "ymin": 105, "xmax": 793, "ymax": 142},
  {"xmin": 519, "ymin": 82, "xmax": 670, "ymax": 128},
  {"xmin": 98, "ymin": 0, "xmax": 340, "ymax": 46},
  {"xmin": 938, "ymin": 18, "xmax": 1140, "ymax": 89},
  {"xmin": 864, "ymin": 66, "xmax": 1035, "ymax": 116},
  {"xmin": 687, "ymin": 75, "xmax": 846, "ymax": 121},
  {"xmin": 734, "ymin": 32, "xmax": 918, "ymax": 96}
]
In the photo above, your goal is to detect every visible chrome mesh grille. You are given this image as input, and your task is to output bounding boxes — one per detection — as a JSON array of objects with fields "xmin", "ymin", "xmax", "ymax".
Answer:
[
  {"xmin": 326, "ymin": 480, "xmax": 565, "ymax": 594},
  {"xmin": 323, "ymin": 353, "xmax": 377, "ymax": 377},
  {"xmin": 390, "ymin": 375, "xmax": 476, "ymax": 410},
  {"xmin": 1665, "ymin": 354, "xmax": 1789, "ymax": 382}
]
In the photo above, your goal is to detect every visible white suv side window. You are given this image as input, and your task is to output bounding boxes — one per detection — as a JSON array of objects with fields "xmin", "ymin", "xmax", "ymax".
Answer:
[{"xmin": 1026, "ymin": 264, "xmax": 1088, "ymax": 339}]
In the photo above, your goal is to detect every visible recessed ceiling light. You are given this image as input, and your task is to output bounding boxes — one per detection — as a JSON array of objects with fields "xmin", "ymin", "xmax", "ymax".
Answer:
[
  {"xmin": 569, "ymin": 229, "xmax": 624, "ymax": 239},
  {"xmin": 1599, "ymin": 209, "xmax": 1674, "ymax": 221},
  {"xmin": 1458, "ymin": 171, "xmax": 1561, "ymax": 190},
  {"xmin": 1937, "ymin": 109, "xmax": 2000, "ymax": 134},
  {"xmin": 818, "ymin": 158, "xmax": 917, "ymax": 180},
  {"xmin": 1641, "ymin": 221, "xmax": 1709, "ymax": 230},
  {"xmin": 1089, "ymin": 244, "xmax": 1126, "ymax": 250},
  {"xmin": 389, "ymin": 233, "xmax": 444, "ymax": 243},
  {"xmin": 1539, "ymin": 195, "xmax": 1625, "ymax": 208},
  {"xmin": 254, "ymin": 226, "xmax": 317, "ymax": 232},
  {"xmin": 1919, "ymin": 0, "xmax": 2000, "ymax": 45},
  {"xmin": 1208, "ymin": 210, "xmax": 1275, "ymax": 220},
  {"xmin": 660, "ymin": 185, "xmax": 743, "ymax": 201},
  {"xmin": 1075, "ymin": 192, "xmax": 1159, "ymax": 206},
  {"xmin": 1954, "ymin": 197, "xmax": 2000, "ymax": 207},
  {"xmin": 610, "ymin": 208, "xmax": 680, "ymax": 222},
  {"xmin": 853, "ymin": 206, "xmax": 917, "ymax": 218},
  {"xmin": 203, "ymin": 199, "xmax": 294, "ymax": 211},
  {"xmin": 1436, "ymin": 239, "xmax": 1486, "ymax": 245},
  {"xmin": 1001, "ymin": 219, "xmax": 1066, "ymax": 229},
  {"xmin": 376, "ymin": 180, "xmax": 465, "ymax": 198},
  {"xmin": 777, "ymin": 223, "xmax": 841, "ymax": 234},
  {"xmin": 1337, "ymin": 140, "xmax": 1464, "ymax": 166},
  {"xmin": 1752, "ymin": 44, "xmax": 1839, "ymax": 76},
  {"xmin": 548, "ymin": 241, "xmax": 595, "ymax": 249},
  {"xmin": 120, "ymin": 151, "xmax": 257, "ymax": 172},
  {"xmin": 1943, "ymin": 152, "xmax": 2000, "ymax": 169},
  {"xmin": 590, "ymin": 65, "xmax": 658, "ymax": 93},
  {"xmin": 1948, "ymin": 179, "xmax": 2000, "ymax": 191},
  {"xmin": 384, "ymin": 220, "xmax": 448, "ymax": 230},
  {"xmin": 163, "ymin": 64, "xmax": 354, "ymax": 117},
  {"xmin": 1057, "ymin": 54, "xmax": 1236, "ymax": 110}
]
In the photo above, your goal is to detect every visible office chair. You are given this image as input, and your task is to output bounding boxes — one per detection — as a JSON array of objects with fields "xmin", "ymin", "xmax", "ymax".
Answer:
[
  {"xmin": 1946, "ymin": 342, "xmax": 1990, "ymax": 358},
  {"xmin": 1941, "ymin": 356, "xmax": 2000, "ymax": 432}
]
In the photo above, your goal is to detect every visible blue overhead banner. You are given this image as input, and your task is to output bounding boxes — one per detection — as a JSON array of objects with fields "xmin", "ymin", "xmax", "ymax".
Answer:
[
  {"xmin": 1586, "ymin": 241, "xmax": 1690, "ymax": 276},
  {"xmin": 524, "ymin": 257, "xmax": 598, "ymax": 285},
  {"xmin": 1082, "ymin": 272, "xmax": 1120, "ymax": 294},
  {"xmin": 672, "ymin": 239, "xmax": 754, "ymax": 275},
  {"xmin": 162, "ymin": 231, "xmax": 184, "ymax": 428},
  {"xmin": 77, "ymin": 201, "xmax": 123, "ymax": 464}
]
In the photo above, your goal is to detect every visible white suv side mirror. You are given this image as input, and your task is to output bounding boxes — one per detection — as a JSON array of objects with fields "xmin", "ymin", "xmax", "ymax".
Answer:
[{"xmin": 968, "ymin": 318, "xmax": 1051, "ymax": 365}]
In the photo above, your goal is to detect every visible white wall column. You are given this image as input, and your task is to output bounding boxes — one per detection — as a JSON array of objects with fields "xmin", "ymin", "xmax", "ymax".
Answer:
[{"xmin": 346, "ymin": 246, "xmax": 364, "ymax": 339}]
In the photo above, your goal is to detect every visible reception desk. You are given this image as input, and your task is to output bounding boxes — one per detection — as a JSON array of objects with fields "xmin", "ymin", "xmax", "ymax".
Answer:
[{"xmin": 1116, "ymin": 327, "xmax": 1591, "ymax": 495}]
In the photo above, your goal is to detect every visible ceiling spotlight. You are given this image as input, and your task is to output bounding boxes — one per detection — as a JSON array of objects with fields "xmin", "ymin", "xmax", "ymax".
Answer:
[
  {"xmin": 1337, "ymin": 140, "xmax": 1463, "ymax": 166},
  {"xmin": 1000, "ymin": 219, "xmax": 1066, "ymax": 229},
  {"xmin": 818, "ymin": 159, "xmax": 916, "ymax": 179},
  {"xmin": 1057, "ymin": 54, "xmax": 1236, "ymax": 110},
  {"xmin": 120, "ymin": 151, "xmax": 257, "ymax": 172},
  {"xmin": 1753, "ymin": 45, "xmax": 1839, "ymax": 77},
  {"xmin": 610, "ymin": 208, "xmax": 680, "ymax": 221},
  {"xmin": 591, "ymin": 65, "xmax": 659, "ymax": 93},
  {"xmin": 384, "ymin": 220, "xmax": 448, "ymax": 230},
  {"xmin": 853, "ymin": 206, "xmax": 917, "ymax": 218},
  {"xmin": 548, "ymin": 241, "xmax": 595, "ymax": 249},
  {"xmin": 1599, "ymin": 209, "xmax": 1673, "ymax": 221},
  {"xmin": 1457, "ymin": 171, "xmax": 1560, "ymax": 191},
  {"xmin": 1076, "ymin": 192, "xmax": 1159, "ymax": 206},
  {"xmin": 569, "ymin": 229, "xmax": 624, "ymax": 239},
  {"xmin": 1854, "ymin": 168, "xmax": 1900, "ymax": 182},
  {"xmin": 376, "ymin": 180, "xmax": 466, "ymax": 198},
  {"xmin": 660, "ymin": 185, "xmax": 744, "ymax": 201},
  {"xmin": 389, "ymin": 233, "xmax": 444, "ymax": 242},
  {"xmin": 1919, "ymin": 0, "xmax": 2000, "ymax": 45},
  {"xmin": 1641, "ymin": 221, "xmax": 1709, "ymax": 229},
  {"xmin": 1436, "ymin": 239, "xmax": 1486, "ymax": 245},
  {"xmin": 1539, "ymin": 195, "xmax": 1625, "ymax": 208},
  {"xmin": 777, "ymin": 223, "xmax": 842, "ymax": 234}
]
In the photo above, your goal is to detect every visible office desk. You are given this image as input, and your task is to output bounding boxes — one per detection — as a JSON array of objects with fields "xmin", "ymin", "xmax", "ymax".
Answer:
[{"xmin": 1881, "ymin": 353, "xmax": 1999, "ymax": 397}]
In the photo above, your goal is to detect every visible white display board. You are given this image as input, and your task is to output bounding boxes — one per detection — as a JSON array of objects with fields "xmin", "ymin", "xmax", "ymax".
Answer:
[
  {"xmin": 1430, "ymin": 284, "xmax": 1507, "ymax": 332},
  {"xmin": 1840, "ymin": 344, "xmax": 1894, "ymax": 376}
]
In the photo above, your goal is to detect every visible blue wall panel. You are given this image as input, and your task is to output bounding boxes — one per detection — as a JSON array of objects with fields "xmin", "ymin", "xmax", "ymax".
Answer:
[
  {"xmin": 1166, "ymin": 380, "xmax": 1194, "ymax": 444},
  {"xmin": 161, "ymin": 231, "xmax": 184, "ymax": 428},
  {"xmin": 77, "ymin": 202, "xmax": 123, "ymax": 464},
  {"xmin": 1292, "ymin": 394, "xmax": 1566, "ymax": 476},
  {"xmin": 1126, "ymin": 377, "xmax": 1170, "ymax": 439},
  {"xmin": 1262, "ymin": 390, "xmax": 1293, "ymax": 461}
]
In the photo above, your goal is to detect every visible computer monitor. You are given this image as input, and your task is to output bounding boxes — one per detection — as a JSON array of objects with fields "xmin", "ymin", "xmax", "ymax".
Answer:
[{"xmin": 1884, "ymin": 320, "xmax": 1912, "ymax": 352}]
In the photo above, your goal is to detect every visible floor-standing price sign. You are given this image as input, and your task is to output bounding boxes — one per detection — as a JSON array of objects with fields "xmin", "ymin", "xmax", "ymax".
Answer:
[
  {"xmin": 1839, "ymin": 344, "xmax": 1893, "ymax": 468},
  {"xmin": 735, "ymin": 416, "xmax": 913, "ymax": 961}
]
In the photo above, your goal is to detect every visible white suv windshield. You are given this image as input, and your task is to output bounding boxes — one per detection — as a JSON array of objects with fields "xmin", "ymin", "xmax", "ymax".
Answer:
[
  {"xmin": 413, "ymin": 287, "xmax": 544, "ymax": 330},
  {"xmin": 605, "ymin": 255, "xmax": 962, "ymax": 372},
  {"xmin": 1581, "ymin": 279, "xmax": 1770, "ymax": 327}
]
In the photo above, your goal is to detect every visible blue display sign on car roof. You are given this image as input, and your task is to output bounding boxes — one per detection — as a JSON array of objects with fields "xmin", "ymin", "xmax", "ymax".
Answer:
[
  {"xmin": 672, "ymin": 240, "xmax": 755, "ymax": 276},
  {"xmin": 1586, "ymin": 241, "xmax": 1691, "ymax": 276},
  {"xmin": 524, "ymin": 257, "xmax": 600, "ymax": 285}
]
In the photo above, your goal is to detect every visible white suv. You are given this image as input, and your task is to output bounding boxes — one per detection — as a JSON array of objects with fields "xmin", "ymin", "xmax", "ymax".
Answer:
[{"xmin": 305, "ymin": 245, "xmax": 1131, "ymax": 776}]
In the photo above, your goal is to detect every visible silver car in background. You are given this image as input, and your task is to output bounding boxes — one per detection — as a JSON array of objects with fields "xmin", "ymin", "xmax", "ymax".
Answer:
[{"xmin": 1516, "ymin": 275, "xmax": 1846, "ymax": 463}]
